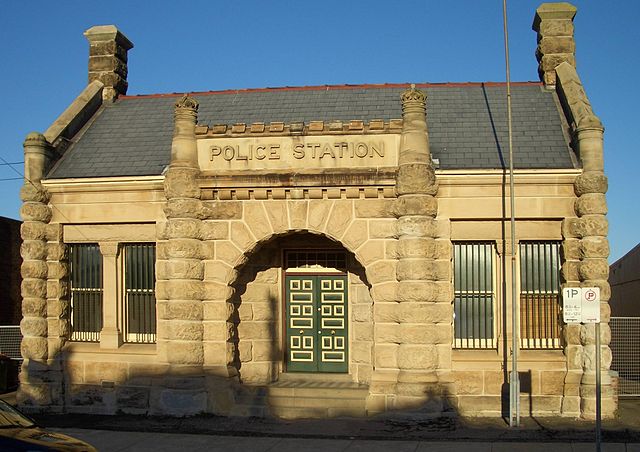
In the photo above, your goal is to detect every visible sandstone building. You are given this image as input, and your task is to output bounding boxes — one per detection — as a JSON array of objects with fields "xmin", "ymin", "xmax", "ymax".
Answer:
[{"xmin": 19, "ymin": 3, "xmax": 614, "ymax": 419}]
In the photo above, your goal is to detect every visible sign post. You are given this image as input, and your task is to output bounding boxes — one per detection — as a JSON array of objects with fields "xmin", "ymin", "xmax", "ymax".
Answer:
[{"xmin": 562, "ymin": 287, "xmax": 601, "ymax": 452}]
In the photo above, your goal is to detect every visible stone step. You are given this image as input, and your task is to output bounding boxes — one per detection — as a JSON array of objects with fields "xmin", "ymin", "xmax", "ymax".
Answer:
[
  {"xmin": 266, "ymin": 376, "xmax": 369, "ymax": 418},
  {"xmin": 269, "ymin": 405, "xmax": 366, "ymax": 419}
]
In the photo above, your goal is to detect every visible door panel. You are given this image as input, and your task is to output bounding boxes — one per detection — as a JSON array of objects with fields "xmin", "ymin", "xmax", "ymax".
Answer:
[{"xmin": 285, "ymin": 274, "xmax": 348, "ymax": 373}]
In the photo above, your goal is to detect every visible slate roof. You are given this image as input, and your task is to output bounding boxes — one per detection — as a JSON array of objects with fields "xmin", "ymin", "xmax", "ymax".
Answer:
[{"xmin": 47, "ymin": 82, "xmax": 575, "ymax": 179}]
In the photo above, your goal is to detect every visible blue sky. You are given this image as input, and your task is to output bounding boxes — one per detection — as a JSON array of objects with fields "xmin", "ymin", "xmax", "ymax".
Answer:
[{"xmin": 1, "ymin": 1, "xmax": 638, "ymax": 262}]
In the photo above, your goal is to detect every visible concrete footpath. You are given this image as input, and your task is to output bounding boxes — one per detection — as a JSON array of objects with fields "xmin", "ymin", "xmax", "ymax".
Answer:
[
  {"xmin": 2, "ymin": 392, "xmax": 640, "ymax": 451},
  {"xmin": 44, "ymin": 429, "xmax": 640, "ymax": 452}
]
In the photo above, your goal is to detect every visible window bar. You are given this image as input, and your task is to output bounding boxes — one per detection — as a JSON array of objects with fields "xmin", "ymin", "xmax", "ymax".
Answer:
[{"xmin": 543, "ymin": 243, "xmax": 550, "ymax": 347}]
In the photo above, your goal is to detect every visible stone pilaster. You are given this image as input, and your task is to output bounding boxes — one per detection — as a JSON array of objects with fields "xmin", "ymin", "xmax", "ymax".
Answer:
[
  {"xmin": 18, "ymin": 133, "xmax": 62, "ymax": 411},
  {"xmin": 556, "ymin": 62, "xmax": 614, "ymax": 419},
  {"xmin": 532, "ymin": 2, "xmax": 577, "ymax": 88},
  {"xmin": 99, "ymin": 242, "xmax": 121, "ymax": 348},
  {"xmin": 84, "ymin": 25, "xmax": 133, "ymax": 102},
  {"xmin": 390, "ymin": 85, "xmax": 450, "ymax": 413},
  {"xmin": 155, "ymin": 95, "xmax": 208, "ymax": 415}
]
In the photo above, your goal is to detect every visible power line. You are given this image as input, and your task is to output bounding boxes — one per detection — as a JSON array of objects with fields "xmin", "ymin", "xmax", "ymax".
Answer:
[
  {"xmin": 0, "ymin": 162, "xmax": 23, "ymax": 166},
  {"xmin": 0, "ymin": 177, "xmax": 23, "ymax": 181},
  {"xmin": 0, "ymin": 155, "xmax": 24, "ymax": 179}
]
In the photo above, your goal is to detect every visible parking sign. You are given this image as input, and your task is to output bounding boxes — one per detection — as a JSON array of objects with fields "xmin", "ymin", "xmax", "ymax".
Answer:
[{"xmin": 562, "ymin": 287, "xmax": 600, "ymax": 324}]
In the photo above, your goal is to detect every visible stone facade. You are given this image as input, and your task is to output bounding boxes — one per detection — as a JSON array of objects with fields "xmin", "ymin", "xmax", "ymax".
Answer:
[{"xmin": 18, "ymin": 2, "xmax": 616, "ymax": 420}]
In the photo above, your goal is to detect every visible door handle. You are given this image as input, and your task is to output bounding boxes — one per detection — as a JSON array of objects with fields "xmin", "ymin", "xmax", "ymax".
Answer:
[
  {"xmin": 299, "ymin": 330, "xmax": 304, "ymax": 334},
  {"xmin": 331, "ymin": 330, "xmax": 336, "ymax": 335}
]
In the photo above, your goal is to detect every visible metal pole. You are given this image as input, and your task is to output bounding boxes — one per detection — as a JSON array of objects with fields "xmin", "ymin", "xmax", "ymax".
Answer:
[
  {"xmin": 502, "ymin": 0, "xmax": 519, "ymax": 427},
  {"xmin": 596, "ymin": 322, "xmax": 601, "ymax": 452}
]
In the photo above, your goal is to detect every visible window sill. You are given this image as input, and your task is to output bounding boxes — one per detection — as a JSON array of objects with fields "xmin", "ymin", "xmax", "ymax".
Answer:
[
  {"xmin": 518, "ymin": 349, "xmax": 565, "ymax": 362},
  {"xmin": 452, "ymin": 349, "xmax": 500, "ymax": 361},
  {"xmin": 64, "ymin": 341, "xmax": 157, "ymax": 356}
]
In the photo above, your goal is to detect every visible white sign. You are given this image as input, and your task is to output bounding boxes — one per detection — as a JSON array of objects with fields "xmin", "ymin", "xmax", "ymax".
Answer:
[
  {"xmin": 562, "ymin": 287, "xmax": 582, "ymax": 323},
  {"xmin": 562, "ymin": 287, "xmax": 600, "ymax": 324}
]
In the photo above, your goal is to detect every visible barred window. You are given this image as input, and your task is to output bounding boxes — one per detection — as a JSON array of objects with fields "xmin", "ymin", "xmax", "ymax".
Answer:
[
  {"xmin": 519, "ymin": 241, "xmax": 562, "ymax": 349},
  {"xmin": 453, "ymin": 242, "xmax": 495, "ymax": 349},
  {"xmin": 123, "ymin": 243, "xmax": 156, "ymax": 344},
  {"xmin": 69, "ymin": 244, "xmax": 103, "ymax": 342}
]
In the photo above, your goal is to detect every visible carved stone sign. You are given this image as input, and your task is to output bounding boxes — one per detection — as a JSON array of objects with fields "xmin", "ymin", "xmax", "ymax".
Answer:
[{"xmin": 197, "ymin": 134, "xmax": 399, "ymax": 171}]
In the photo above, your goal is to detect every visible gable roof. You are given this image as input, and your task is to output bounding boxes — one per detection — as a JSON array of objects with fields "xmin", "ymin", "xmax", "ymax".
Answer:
[{"xmin": 46, "ymin": 82, "xmax": 575, "ymax": 179}]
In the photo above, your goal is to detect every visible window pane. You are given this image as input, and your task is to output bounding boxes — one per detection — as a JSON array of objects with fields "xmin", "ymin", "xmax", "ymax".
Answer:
[
  {"xmin": 453, "ymin": 242, "xmax": 494, "ymax": 349},
  {"xmin": 519, "ymin": 241, "xmax": 561, "ymax": 349},
  {"xmin": 124, "ymin": 243, "xmax": 156, "ymax": 343},
  {"xmin": 69, "ymin": 244, "xmax": 103, "ymax": 342}
]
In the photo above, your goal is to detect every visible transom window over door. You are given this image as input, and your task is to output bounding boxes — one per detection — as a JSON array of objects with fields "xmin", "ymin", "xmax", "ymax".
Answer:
[{"xmin": 453, "ymin": 242, "xmax": 495, "ymax": 349}]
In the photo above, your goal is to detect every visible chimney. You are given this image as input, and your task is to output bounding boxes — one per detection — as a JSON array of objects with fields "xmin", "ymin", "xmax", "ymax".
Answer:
[
  {"xmin": 532, "ymin": 2, "xmax": 577, "ymax": 88},
  {"xmin": 84, "ymin": 25, "xmax": 133, "ymax": 102}
]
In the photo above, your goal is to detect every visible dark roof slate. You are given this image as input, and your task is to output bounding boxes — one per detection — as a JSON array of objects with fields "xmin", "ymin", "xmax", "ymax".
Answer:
[{"xmin": 47, "ymin": 83, "xmax": 574, "ymax": 179}]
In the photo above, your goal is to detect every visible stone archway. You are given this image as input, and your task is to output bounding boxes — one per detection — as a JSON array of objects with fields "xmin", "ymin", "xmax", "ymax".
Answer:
[{"xmin": 222, "ymin": 230, "xmax": 373, "ymax": 386}]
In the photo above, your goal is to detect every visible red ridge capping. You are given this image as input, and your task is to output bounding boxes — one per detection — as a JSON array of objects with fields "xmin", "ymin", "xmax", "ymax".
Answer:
[{"xmin": 119, "ymin": 81, "xmax": 543, "ymax": 100}]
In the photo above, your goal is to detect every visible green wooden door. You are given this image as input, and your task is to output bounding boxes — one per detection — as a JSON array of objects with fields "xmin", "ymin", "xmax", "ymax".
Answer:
[{"xmin": 285, "ymin": 274, "xmax": 348, "ymax": 373}]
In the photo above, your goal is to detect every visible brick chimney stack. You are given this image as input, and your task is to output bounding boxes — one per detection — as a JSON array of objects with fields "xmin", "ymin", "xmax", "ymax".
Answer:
[
  {"xmin": 532, "ymin": 2, "xmax": 577, "ymax": 88},
  {"xmin": 84, "ymin": 25, "xmax": 133, "ymax": 102}
]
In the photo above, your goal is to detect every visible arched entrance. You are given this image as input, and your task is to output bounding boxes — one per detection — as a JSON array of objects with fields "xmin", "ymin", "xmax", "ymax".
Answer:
[{"xmin": 229, "ymin": 231, "xmax": 371, "ymax": 385}]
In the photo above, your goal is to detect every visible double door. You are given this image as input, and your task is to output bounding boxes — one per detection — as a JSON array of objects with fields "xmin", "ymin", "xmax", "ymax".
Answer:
[{"xmin": 285, "ymin": 274, "xmax": 348, "ymax": 373}]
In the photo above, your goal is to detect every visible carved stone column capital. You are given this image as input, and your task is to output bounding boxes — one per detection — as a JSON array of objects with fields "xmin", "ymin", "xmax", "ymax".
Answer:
[
  {"xmin": 401, "ymin": 84, "xmax": 426, "ymax": 115},
  {"xmin": 99, "ymin": 241, "xmax": 120, "ymax": 257}
]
